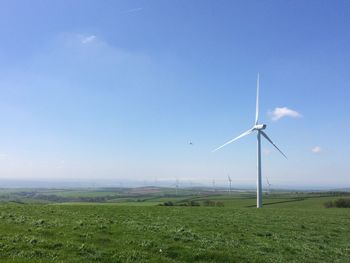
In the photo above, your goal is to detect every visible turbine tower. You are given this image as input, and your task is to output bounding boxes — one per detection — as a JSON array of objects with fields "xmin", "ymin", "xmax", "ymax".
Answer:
[
  {"xmin": 227, "ymin": 175, "xmax": 232, "ymax": 194},
  {"xmin": 213, "ymin": 74, "xmax": 287, "ymax": 208}
]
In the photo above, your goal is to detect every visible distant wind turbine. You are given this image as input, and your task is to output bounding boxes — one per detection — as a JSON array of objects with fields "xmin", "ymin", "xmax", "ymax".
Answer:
[
  {"xmin": 175, "ymin": 179, "xmax": 179, "ymax": 196},
  {"xmin": 266, "ymin": 176, "xmax": 272, "ymax": 195},
  {"xmin": 227, "ymin": 175, "xmax": 232, "ymax": 194},
  {"xmin": 212, "ymin": 74, "xmax": 287, "ymax": 208}
]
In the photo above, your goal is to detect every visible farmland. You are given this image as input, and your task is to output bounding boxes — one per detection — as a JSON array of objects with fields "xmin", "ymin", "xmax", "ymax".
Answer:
[{"xmin": 0, "ymin": 188, "xmax": 349, "ymax": 262}]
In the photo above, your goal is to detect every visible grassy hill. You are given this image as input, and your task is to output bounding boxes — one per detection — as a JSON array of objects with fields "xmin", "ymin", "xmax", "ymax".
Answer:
[{"xmin": 0, "ymin": 189, "xmax": 349, "ymax": 262}]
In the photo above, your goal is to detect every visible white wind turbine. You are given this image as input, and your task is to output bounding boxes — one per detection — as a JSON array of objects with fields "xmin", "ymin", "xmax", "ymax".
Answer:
[
  {"xmin": 266, "ymin": 176, "xmax": 272, "ymax": 195},
  {"xmin": 175, "ymin": 179, "xmax": 179, "ymax": 196},
  {"xmin": 213, "ymin": 74, "xmax": 287, "ymax": 208},
  {"xmin": 227, "ymin": 175, "xmax": 232, "ymax": 194}
]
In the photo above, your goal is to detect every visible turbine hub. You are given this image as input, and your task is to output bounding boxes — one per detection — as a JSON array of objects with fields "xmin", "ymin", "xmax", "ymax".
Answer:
[{"xmin": 254, "ymin": 124, "xmax": 266, "ymax": 130}]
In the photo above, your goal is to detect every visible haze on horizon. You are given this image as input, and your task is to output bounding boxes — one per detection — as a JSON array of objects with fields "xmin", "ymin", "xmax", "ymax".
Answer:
[{"xmin": 0, "ymin": 1, "xmax": 349, "ymax": 188}]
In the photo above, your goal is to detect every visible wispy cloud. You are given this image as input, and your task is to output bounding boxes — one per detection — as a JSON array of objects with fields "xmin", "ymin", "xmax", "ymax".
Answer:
[
  {"xmin": 121, "ymin": 7, "xmax": 143, "ymax": 14},
  {"xmin": 311, "ymin": 146, "xmax": 322, "ymax": 154},
  {"xmin": 269, "ymin": 107, "xmax": 301, "ymax": 121},
  {"xmin": 80, "ymin": 35, "xmax": 96, "ymax": 44}
]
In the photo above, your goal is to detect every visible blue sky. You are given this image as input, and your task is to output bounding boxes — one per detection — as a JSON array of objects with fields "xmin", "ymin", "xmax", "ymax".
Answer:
[{"xmin": 0, "ymin": 1, "xmax": 349, "ymax": 188}]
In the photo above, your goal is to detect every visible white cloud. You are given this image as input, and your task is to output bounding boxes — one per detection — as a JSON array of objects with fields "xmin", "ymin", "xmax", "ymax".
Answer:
[
  {"xmin": 269, "ymin": 107, "xmax": 301, "ymax": 121},
  {"xmin": 311, "ymin": 146, "xmax": 322, "ymax": 153},
  {"xmin": 121, "ymin": 7, "xmax": 143, "ymax": 14},
  {"xmin": 80, "ymin": 35, "xmax": 96, "ymax": 44}
]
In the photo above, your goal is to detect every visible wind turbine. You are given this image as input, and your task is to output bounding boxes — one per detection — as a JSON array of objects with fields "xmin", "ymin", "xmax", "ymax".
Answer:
[
  {"xmin": 175, "ymin": 179, "xmax": 179, "ymax": 196},
  {"xmin": 227, "ymin": 175, "xmax": 232, "ymax": 194},
  {"xmin": 212, "ymin": 74, "xmax": 287, "ymax": 208},
  {"xmin": 266, "ymin": 176, "xmax": 272, "ymax": 195}
]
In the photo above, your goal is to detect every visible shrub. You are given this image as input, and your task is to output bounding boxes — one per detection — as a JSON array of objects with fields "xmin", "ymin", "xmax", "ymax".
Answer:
[
  {"xmin": 203, "ymin": 200, "xmax": 215, "ymax": 206},
  {"xmin": 202, "ymin": 200, "xmax": 224, "ymax": 207},
  {"xmin": 216, "ymin": 201, "xmax": 224, "ymax": 207},
  {"xmin": 334, "ymin": 198, "xmax": 350, "ymax": 208},
  {"xmin": 324, "ymin": 198, "xmax": 350, "ymax": 208},
  {"xmin": 189, "ymin": 201, "xmax": 200, "ymax": 206},
  {"xmin": 324, "ymin": 201, "xmax": 333, "ymax": 208}
]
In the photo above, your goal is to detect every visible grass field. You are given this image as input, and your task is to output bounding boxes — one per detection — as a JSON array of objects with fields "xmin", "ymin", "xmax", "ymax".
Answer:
[{"xmin": 0, "ymin": 188, "xmax": 349, "ymax": 262}]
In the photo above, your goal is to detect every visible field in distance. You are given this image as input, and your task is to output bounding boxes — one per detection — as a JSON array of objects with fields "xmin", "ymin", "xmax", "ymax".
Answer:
[{"xmin": 0, "ymin": 187, "xmax": 349, "ymax": 262}]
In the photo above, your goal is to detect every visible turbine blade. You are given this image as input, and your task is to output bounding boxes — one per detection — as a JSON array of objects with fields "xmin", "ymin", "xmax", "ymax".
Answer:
[
  {"xmin": 260, "ymin": 131, "xmax": 287, "ymax": 159},
  {"xmin": 255, "ymin": 73, "xmax": 260, "ymax": 125},
  {"xmin": 212, "ymin": 128, "xmax": 254, "ymax": 152}
]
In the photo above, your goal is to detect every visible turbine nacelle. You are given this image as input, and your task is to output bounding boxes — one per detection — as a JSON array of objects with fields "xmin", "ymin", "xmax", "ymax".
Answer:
[{"xmin": 254, "ymin": 124, "xmax": 266, "ymax": 130}]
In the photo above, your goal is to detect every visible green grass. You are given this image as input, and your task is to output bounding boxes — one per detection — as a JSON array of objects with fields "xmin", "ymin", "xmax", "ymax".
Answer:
[{"xmin": 0, "ymin": 190, "xmax": 349, "ymax": 262}]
